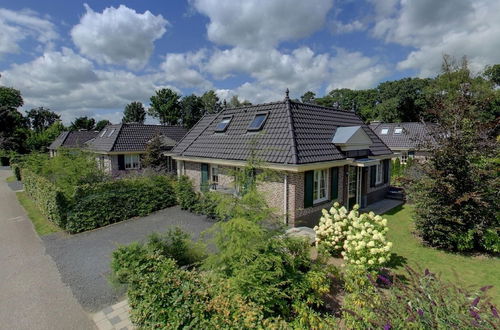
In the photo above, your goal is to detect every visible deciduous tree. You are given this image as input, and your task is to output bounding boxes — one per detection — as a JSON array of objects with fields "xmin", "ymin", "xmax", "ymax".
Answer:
[
  {"xmin": 70, "ymin": 116, "xmax": 95, "ymax": 131},
  {"xmin": 122, "ymin": 101, "xmax": 146, "ymax": 123},
  {"xmin": 149, "ymin": 89, "xmax": 181, "ymax": 125}
]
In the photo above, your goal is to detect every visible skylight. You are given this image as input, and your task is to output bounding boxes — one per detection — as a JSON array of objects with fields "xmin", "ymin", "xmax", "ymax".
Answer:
[
  {"xmin": 380, "ymin": 128, "xmax": 388, "ymax": 135},
  {"xmin": 248, "ymin": 113, "xmax": 268, "ymax": 131},
  {"xmin": 394, "ymin": 128, "xmax": 403, "ymax": 134},
  {"xmin": 108, "ymin": 129, "xmax": 115, "ymax": 137},
  {"xmin": 100, "ymin": 129, "xmax": 107, "ymax": 137},
  {"xmin": 214, "ymin": 116, "xmax": 232, "ymax": 132}
]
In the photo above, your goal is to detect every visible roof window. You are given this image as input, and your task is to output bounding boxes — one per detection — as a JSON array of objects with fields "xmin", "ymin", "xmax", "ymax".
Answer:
[
  {"xmin": 248, "ymin": 112, "xmax": 268, "ymax": 131},
  {"xmin": 100, "ymin": 129, "xmax": 107, "ymax": 137},
  {"xmin": 107, "ymin": 129, "xmax": 115, "ymax": 137},
  {"xmin": 394, "ymin": 128, "xmax": 403, "ymax": 135},
  {"xmin": 214, "ymin": 116, "xmax": 232, "ymax": 132},
  {"xmin": 380, "ymin": 128, "xmax": 389, "ymax": 135}
]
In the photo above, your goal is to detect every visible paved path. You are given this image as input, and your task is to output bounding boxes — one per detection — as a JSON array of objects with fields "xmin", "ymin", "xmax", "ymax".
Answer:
[
  {"xmin": 0, "ymin": 168, "xmax": 94, "ymax": 330},
  {"xmin": 42, "ymin": 204, "xmax": 215, "ymax": 312}
]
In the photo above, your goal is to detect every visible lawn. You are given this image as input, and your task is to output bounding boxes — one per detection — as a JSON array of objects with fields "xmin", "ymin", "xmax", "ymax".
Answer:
[
  {"xmin": 6, "ymin": 175, "xmax": 16, "ymax": 182},
  {"xmin": 16, "ymin": 191, "xmax": 62, "ymax": 236},
  {"xmin": 385, "ymin": 204, "xmax": 500, "ymax": 306}
]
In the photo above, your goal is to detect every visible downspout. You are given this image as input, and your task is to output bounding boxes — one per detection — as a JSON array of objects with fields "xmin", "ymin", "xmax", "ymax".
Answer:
[{"xmin": 283, "ymin": 173, "xmax": 288, "ymax": 226}]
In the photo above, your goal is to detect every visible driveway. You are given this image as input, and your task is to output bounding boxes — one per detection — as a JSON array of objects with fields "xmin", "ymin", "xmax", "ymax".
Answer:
[
  {"xmin": 42, "ymin": 206, "xmax": 215, "ymax": 312},
  {"xmin": 0, "ymin": 168, "xmax": 94, "ymax": 330}
]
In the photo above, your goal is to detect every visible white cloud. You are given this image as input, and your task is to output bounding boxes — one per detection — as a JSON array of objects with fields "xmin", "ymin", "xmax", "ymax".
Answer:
[
  {"xmin": 0, "ymin": 8, "xmax": 58, "ymax": 56},
  {"xmin": 371, "ymin": 0, "xmax": 500, "ymax": 76},
  {"xmin": 331, "ymin": 20, "xmax": 365, "ymax": 34},
  {"xmin": 160, "ymin": 50, "xmax": 212, "ymax": 89},
  {"xmin": 71, "ymin": 4, "xmax": 168, "ymax": 70},
  {"xmin": 191, "ymin": 0, "xmax": 334, "ymax": 48}
]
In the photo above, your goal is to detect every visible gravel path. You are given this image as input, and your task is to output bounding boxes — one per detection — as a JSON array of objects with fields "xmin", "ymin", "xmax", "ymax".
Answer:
[{"xmin": 42, "ymin": 206, "xmax": 215, "ymax": 312}]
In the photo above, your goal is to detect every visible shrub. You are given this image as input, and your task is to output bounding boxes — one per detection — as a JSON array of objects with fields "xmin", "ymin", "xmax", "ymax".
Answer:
[
  {"xmin": 66, "ymin": 175, "xmax": 176, "ymax": 233},
  {"xmin": 194, "ymin": 191, "xmax": 224, "ymax": 219},
  {"xmin": 345, "ymin": 267, "xmax": 500, "ymax": 329},
  {"xmin": 13, "ymin": 164, "xmax": 22, "ymax": 181},
  {"xmin": 175, "ymin": 175, "xmax": 199, "ymax": 211},
  {"xmin": 314, "ymin": 203, "xmax": 392, "ymax": 270}
]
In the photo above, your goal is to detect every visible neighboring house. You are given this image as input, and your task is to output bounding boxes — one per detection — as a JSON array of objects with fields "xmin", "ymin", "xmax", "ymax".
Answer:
[
  {"xmin": 172, "ymin": 92, "xmax": 394, "ymax": 227},
  {"xmin": 48, "ymin": 130, "xmax": 99, "ymax": 157},
  {"xmin": 86, "ymin": 123, "xmax": 188, "ymax": 176},
  {"xmin": 369, "ymin": 122, "xmax": 434, "ymax": 163}
]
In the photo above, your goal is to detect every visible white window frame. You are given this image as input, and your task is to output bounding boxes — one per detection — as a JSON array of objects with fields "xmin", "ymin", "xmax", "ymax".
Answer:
[
  {"xmin": 401, "ymin": 151, "xmax": 408, "ymax": 164},
  {"xmin": 124, "ymin": 154, "xmax": 140, "ymax": 170},
  {"xmin": 375, "ymin": 163, "xmax": 383, "ymax": 184},
  {"xmin": 210, "ymin": 165, "xmax": 219, "ymax": 184},
  {"xmin": 313, "ymin": 169, "xmax": 329, "ymax": 204}
]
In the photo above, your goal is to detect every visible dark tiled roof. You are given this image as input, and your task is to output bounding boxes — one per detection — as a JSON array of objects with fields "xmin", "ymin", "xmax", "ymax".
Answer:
[
  {"xmin": 172, "ymin": 99, "xmax": 392, "ymax": 165},
  {"xmin": 88, "ymin": 123, "xmax": 188, "ymax": 152},
  {"xmin": 369, "ymin": 122, "xmax": 434, "ymax": 150},
  {"xmin": 48, "ymin": 131, "xmax": 98, "ymax": 150}
]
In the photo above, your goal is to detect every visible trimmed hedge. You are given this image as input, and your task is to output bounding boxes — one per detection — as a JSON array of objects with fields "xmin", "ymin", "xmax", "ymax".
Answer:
[
  {"xmin": 66, "ymin": 175, "xmax": 176, "ymax": 233},
  {"xmin": 22, "ymin": 170, "xmax": 68, "ymax": 227}
]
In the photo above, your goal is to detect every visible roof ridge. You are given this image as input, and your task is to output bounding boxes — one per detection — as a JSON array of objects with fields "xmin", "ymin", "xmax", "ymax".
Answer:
[
  {"xmin": 223, "ymin": 100, "xmax": 285, "ymax": 111},
  {"xmin": 289, "ymin": 99, "xmax": 355, "ymax": 113},
  {"xmin": 285, "ymin": 98, "xmax": 298, "ymax": 164}
]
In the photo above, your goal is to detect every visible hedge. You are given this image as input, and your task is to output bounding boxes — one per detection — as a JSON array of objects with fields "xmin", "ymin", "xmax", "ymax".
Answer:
[
  {"xmin": 22, "ymin": 170, "xmax": 68, "ymax": 227},
  {"xmin": 66, "ymin": 175, "xmax": 176, "ymax": 233}
]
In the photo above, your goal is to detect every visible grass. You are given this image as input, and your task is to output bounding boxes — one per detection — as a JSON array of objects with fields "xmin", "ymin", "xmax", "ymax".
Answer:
[
  {"xmin": 16, "ymin": 191, "xmax": 62, "ymax": 236},
  {"xmin": 6, "ymin": 175, "xmax": 16, "ymax": 182},
  {"xmin": 384, "ymin": 204, "xmax": 500, "ymax": 306}
]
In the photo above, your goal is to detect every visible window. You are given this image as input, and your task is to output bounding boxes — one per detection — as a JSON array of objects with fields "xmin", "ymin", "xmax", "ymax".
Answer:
[
  {"xmin": 380, "ymin": 128, "xmax": 389, "ymax": 135},
  {"xmin": 125, "ymin": 154, "xmax": 140, "ymax": 169},
  {"xmin": 248, "ymin": 113, "xmax": 268, "ymax": 131},
  {"xmin": 394, "ymin": 127, "xmax": 403, "ymax": 134},
  {"xmin": 313, "ymin": 169, "xmax": 328, "ymax": 203},
  {"xmin": 107, "ymin": 129, "xmax": 115, "ymax": 137},
  {"xmin": 375, "ymin": 163, "xmax": 383, "ymax": 184},
  {"xmin": 100, "ymin": 129, "xmax": 107, "ymax": 137},
  {"xmin": 99, "ymin": 156, "xmax": 105, "ymax": 170},
  {"xmin": 401, "ymin": 151, "xmax": 408, "ymax": 164},
  {"xmin": 215, "ymin": 116, "xmax": 232, "ymax": 132},
  {"xmin": 211, "ymin": 165, "xmax": 219, "ymax": 184}
]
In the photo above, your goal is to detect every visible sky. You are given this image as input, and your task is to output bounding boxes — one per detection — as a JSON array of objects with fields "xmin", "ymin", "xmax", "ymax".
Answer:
[{"xmin": 0, "ymin": 0, "xmax": 499, "ymax": 124}]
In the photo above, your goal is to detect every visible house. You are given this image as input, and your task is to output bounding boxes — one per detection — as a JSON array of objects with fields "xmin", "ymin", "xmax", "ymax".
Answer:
[
  {"xmin": 369, "ymin": 122, "xmax": 433, "ymax": 163},
  {"xmin": 48, "ymin": 130, "xmax": 99, "ymax": 157},
  {"xmin": 86, "ymin": 123, "xmax": 188, "ymax": 176},
  {"xmin": 171, "ymin": 91, "xmax": 394, "ymax": 227}
]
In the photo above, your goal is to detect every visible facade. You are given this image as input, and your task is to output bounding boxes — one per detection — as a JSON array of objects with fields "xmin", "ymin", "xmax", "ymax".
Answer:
[
  {"xmin": 369, "ymin": 122, "xmax": 434, "ymax": 163},
  {"xmin": 86, "ymin": 123, "xmax": 188, "ymax": 176},
  {"xmin": 172, "ymin": 93, "xmax": 394, "ymax": 227},
  {"xmin": 48, "ymin": 130, "xmax": 99, "ymax": 157}
]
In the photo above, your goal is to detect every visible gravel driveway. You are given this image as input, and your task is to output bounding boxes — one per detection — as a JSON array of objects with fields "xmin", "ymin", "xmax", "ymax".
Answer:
[{"xmin": 42, "ymin": 206, "xmax": 215, "ymax": 312}]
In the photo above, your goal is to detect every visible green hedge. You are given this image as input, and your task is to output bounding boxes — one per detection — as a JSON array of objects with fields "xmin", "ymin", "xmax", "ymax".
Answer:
[
  {"xmin": 22, "ymin": 170, "xmax": 68, "ymax": 227},
  {"xmin": 66, "ymin": 175, "xmax": 176, "ymax": 233}
]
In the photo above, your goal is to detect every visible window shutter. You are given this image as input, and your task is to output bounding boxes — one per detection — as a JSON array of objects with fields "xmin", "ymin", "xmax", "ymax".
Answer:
[
  {"xmin": 370, "ymin": 165, "xmax": 376, "ymax": 187},
  {"xmin": 330, "ymin": 167, "xmax": 339, "ymax": 200},
  {"xmin": 201, "ymin": 163, "xmax": 209, "ymax": 192},
  {"xmin": 118, "ymin": 155, "xmax": 125, "ymax": 170},
  {"xmin": 304, "ymin": 170, "xmax": 314, "ymax": 208},
  {"xmin": 383, "ymin": 159, "xmax": 390, "ymax": 183}
]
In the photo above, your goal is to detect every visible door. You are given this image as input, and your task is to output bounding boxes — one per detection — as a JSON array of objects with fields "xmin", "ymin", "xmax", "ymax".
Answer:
[
  {"xmin": 348, "ymin": 166, "xmax": 357, "ymax": 210},
  {"xmin": 201, "ymin": 163, "xmax": 209, "ymax": 192}
]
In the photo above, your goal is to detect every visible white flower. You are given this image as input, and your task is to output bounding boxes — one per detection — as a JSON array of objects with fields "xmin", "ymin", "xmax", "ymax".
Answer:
[{"xmin": 378, "ymin": 257, "xmax": 386, "ymax": 264}]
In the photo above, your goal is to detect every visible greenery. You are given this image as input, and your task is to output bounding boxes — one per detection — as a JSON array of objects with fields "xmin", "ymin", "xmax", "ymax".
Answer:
[
  {"xmin": 149, "ymin": 88, "xmax": 182, "ymax": 125},
  {"xmin": 16, "ymin": 191, "xmax": 62, "ymax": 236},
  {"xmin": 69, "ymin": 116, "xmax": 95, "ymax": 131},
  {"xmin": 67, "ymin": 175, "xmax": 177, "ymax": 233},
  {"xmin": 26, "ymin": 107, "xmax": 60, "ymax": 131},
  {"xmin": 409, "ymin": 58, "xmax": 499, "ymax": 253},
  {"xmin": 26, "ymin": 121, "xmax": 65, "ymax": 152},
  {"xmin": 122, "ymin": 101, "xmax": 146, "ymax": 123},
  {"xmin": 0, "ymin": 86, "xmax": 29, "ymax": 153},
  {"xmin": 5, "ymin": 175, "xmax": 15, "ymax": 182},
  {"xmin": 200, "ymin": 90, "xmax": 222, "ymax": 114},
  {"xmin": 95, "ymin": 119, "xmax": 111, "ymax": 131},
  {"xmin": 141, "ymin": 134, "xmax": 167, "ymax": 171},
  {"xmin": 175, "ymin": 176, "xmax": 199, "ymax": 212}
]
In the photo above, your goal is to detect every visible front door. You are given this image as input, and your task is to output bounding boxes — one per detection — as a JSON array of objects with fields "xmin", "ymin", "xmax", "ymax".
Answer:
[{"xmin": 348, "ymin": 166, "xmax": 357, "ymax": 210}]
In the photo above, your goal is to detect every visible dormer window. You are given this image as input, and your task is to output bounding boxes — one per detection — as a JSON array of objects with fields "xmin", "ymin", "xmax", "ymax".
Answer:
[
  {"xmin": 100, "ymin": 129, "xmax": 107, "ymax": 137},
  {"xmin": 394, "ymin": 127, "xmax": 403, "ymax": 135},
  {"xmin": 248, "ymin": 112, "xmax": 268, "ymax": 131},
  {"xmin": 215, "ymin": 116, "xmax": 232, "ymax": 132},
  {"xmin": 380, "ymin": 128, "xmax": 389, "ymax": 135}
]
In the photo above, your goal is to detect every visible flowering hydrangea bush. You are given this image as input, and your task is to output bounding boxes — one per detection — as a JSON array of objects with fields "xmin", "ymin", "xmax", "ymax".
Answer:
[{"xmin": 314, "ymin": 203, "xmax": 392, "ymax": 269}]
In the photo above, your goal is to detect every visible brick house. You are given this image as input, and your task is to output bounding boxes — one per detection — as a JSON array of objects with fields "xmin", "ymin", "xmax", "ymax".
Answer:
[
  {"xmin": 369, "ymin": 122, "xmax": 434, "ymax": 163},
  {"xmin": 171, "ymin": 92, "xmax": 394, "ymax": 227},
  {"xmin": 86, "ymin": 123, "xmax": 187, "ymax": 176},
  {"xmin": 48, "ymin": 130, "xmax": 99, "ymax": 157}
]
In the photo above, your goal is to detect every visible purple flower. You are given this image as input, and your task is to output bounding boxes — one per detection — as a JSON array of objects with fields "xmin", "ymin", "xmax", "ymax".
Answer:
[
  {"xmin": 469, "ymin": 309, "xmax": 480, "ymax": 320},
  {"xmin": 417, "ymin": 309, "xmax": 424, "ymax": 317},
  {"xmin": 378, "ymin": 275, "xmax": 391, "ymax": 286},
  {"xmin": 492, "ymin": 306, "xmax": 499, "ymax": 318},
  {"xmin": 384, "ymin": 322, "xmax": 391, "ymax": 330},
  {"xmin": 471, "ymin": 297, "xmax": 480, "ymax": 307},
  {"xmin": 480, "ymin": 285, "xmax": 493, "ymax": 292},
  {"xmin": 424, "ymin": 269, "xmax": 430, "ymax": 276}
]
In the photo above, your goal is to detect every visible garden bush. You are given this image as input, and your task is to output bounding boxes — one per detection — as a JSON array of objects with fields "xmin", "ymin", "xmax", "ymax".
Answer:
[
  {"xmin": 175, "ymin": 175, "xmax": 199, "ymax": 211},
  {"xmin": 314, "ymin": 203, "xmax": 392, "ymax": 270},
  {"xmin": 66, "ymin": 175, "xmax": 176, "ymax": 233},
  {"xmin": 12, "ymin": 164, "xmax": 22, "ymax": 181},
  {"xmin": 22, "ymin": 169, "xmax": 68, "ymax": 227}
]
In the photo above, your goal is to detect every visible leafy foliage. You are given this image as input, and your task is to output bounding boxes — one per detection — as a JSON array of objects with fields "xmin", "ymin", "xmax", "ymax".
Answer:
[
  {"xmin": 200, "ymin": 90, "xmax": 222, "ymax": 114},
  {"xmin": 26, "ymin": 121, "xmax": 65, "ymax": 152},
  {"xmin": 0, "ymin": 86, "xmax": 23, "ymax": 108},
  {"xmin": 122, "ymin": 101, "xmax": 145, "ymax": 124},
  {"xmin": 26, "ymin": 107, "xmax": 60, "ymax": 131},
  {"xmin": 180, "ymin": 94, "xmax": 204, "ymax": 129},
  {"xmin": 149, "ymin": 88, "xmax": 182, "ymax": 125},
  {"xmin": 70, "ymin": 116, "xmax": 95, "ymax": 131},
  {"xmin": 141, "ymin": 134, "xmax": 167, "ymax": 171},
  {"xmin": 95, "ymin": 119, "xmax": 111, "ymax": 131},
  {"xmin": 175, "ymin": 176, "xmax": 199, "ymax": 212},
  {"xmin": 0, "ymin": 87, "xmax": 29, "ymax": 153}
]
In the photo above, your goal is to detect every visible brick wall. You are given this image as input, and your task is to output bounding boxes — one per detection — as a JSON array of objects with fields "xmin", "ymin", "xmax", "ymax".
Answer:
[{"xmin": 184, "ymin": 161, "xmax": 202, "ymax": 191}]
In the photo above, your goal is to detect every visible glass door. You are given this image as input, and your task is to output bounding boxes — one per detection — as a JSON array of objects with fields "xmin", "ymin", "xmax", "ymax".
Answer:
[{"xmin": 348, "ymin": 166, "xmax": 357, "ymax": 210}]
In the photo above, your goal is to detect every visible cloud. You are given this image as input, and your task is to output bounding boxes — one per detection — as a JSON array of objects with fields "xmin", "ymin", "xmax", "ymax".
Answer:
[
  {"xmin": 191, "ymin": 0, "xmax": 334, "ymax": 48},
  {"xmin": 371, "ymin": 0, "xmax": 500, "ymax": 76},
  {"xmin": 0, "ymin": 8, "xmax": 58, "ymax": 56},
  {"xmin": 71, "ymin": 4, "xmax": 168, "ymax": 70},
  {"xmin": 159, "ymin": 50, "xmax": 212, "ymax": 89},
  {"xmin": 331, "ymin": 20, "xmax": 365, "ymax": 34}
]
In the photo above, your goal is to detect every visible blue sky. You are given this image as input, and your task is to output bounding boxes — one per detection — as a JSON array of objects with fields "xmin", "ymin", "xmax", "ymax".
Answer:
[{"xmin": 0, "ymin": 0, "xmax": 498, "ymax": 123}]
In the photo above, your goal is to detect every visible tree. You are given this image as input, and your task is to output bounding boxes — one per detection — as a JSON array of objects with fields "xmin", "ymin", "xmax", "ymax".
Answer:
[
  {"xmin": 95, "ymin": 120, "xmax": 111, "ymax": 131},
  {"xmin": 181, "ymin": 94, "xmax": 205, "ymax": 129},
  {"xmin": 26, "ymin": 107, "xmax": 60, "ymax": 131},
  {"xmin": 149, "ymin": 89, "xmax": 182, "ymax": 125},
  {"xmin": 484, "ymin": 64, "xmax": 500, "ymax": 86},
  {"xmin": 201, "ymin": 90, "xmax": 222, "ymax": 114},
  {"xmin": 122, "ymin": 101, "xmax": 146, "ymax": 123},
  {"xmin": 228, "ymin": 95, "xmax": 251, "ymax": 108},
  {"xmin": 0, "ymin": 86, "xmax": 23, "ymax": 109},
  {"xmin": 300, "ymin": 91, "xmax": 316, "ymax": 104},
  {"xmin": 316, "ymin": 88, "xmax": 379, "ymax": 121},
  {"xmin": 0, "ymin": 86, "xmax": 28, "ymax": 152},
  {"xmin": 142, "ymin": 134, "xmax": 167, "ymax": 171},
  {"xmin": 26, "ymin": 121, "xmax": 65, "ymax": 151},
  {"xmin": 70, "ymin": 116, "xmax": 95, "ymax": 131},
  {"xmin": 409, "ymin": 56, "xmax": 499, "ymax": 253}
]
